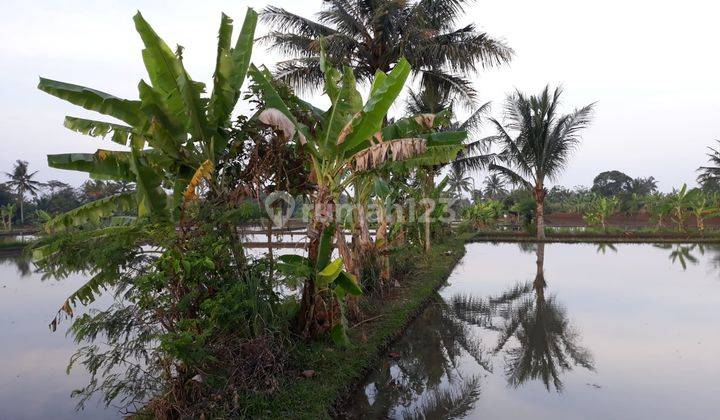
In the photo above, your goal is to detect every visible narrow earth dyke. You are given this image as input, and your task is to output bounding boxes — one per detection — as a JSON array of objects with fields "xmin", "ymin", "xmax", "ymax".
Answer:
[{"xmin": 243, "ymin": 233, "xmax": 472, "ymax": 419}]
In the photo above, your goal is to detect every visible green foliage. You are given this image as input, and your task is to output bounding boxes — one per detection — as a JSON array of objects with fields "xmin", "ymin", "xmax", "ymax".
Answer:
[
  {"xmin": 30, "ymin": 10, "xmax": 305, "ymax": 417},
  {"xmin": 261, "ymin": 0, "xmax": 512, "ymax": 106},
  {"xmin": 488, "ymin": 86, "xmax": 595, "ymax": 239},
  {"xmin": 508, "ymin": 192, "xmax": 536, "ymax": 231},
  {"xmin": 591, "ymin": 170, "xmax": 633, "ymax": 196},
  {"xmin": 464, "ymin": 200, "xmax": 505, "ymax": 228},
  {"xmin": 39, "ymin": 8, "xmax": 259, "ymax": 223},
  {"xmin": 0, "ymin": 203, "xmax": 14, "ymax": 231},
  {"xmin": 583, "ymin": 195, "xmax": 618, "ymax": 229}
]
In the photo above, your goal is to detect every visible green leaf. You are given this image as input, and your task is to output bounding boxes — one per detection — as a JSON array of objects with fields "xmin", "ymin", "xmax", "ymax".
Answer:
[
  {"xmin": 47, "ymin": 150, "xmax": 134, "ymax": 181},
  {"xmin": 317, "ymin": 257, "xmax": 343, "ymax": 287},
  {"xmin": 334, "ymin": 271, "xmax": 362, "ymax": 295},
  {"xmin": 38, "ymin": 78, "xmax": 143, "ymax": 126},
  {"xmin": 339, "ymin": 58, "xmax": 411, "ymax": 155},
  {"xmin": 133, "ymin": 12, "xmax": 187, "ymax": 125},
  {"xmin": 423, "ymin": 131, "xmax": 467, "ymax": 146},
  {"xmin": 137, "ymin": 79, "xmax": 184, "ymax": 136},
  {"xmin": 176, "ymin": 68, "xmax": 209, "ymax": 143},
  {"xmin": 278, "ymin": 254, "xmax": 311, "ymax": 265},
  {"xmin": 321, "ymin": 66, "xmax": 362, "ymax": 149},
  {"xmin": 330, "ymin": 322, "xmax": 349, "ymax": 347},
  {"xmin": 277, "ymin": 254, "xmax": 313, "ymax": 278},
  {"xmin": 129, "ymin": 147, "xmax": 168, "ymax": 218},
  {"xmin": 315, "ymin": 226, "xmax": 333, "ymax": 272},
  {"xmin": 45, "ymin": 193, "xmax": 136, "ymax": 232},
  {"xmin": 63, "ymin": 116, "xmax": 137, "ymax": 146},
  {"xmin": 208, "ymin": 8, "xmax": 257, "ymax": 134}
]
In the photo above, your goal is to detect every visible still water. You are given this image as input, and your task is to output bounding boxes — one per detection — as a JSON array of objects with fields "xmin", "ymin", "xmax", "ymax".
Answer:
[
  {"xmin": 347, "ymin": 243, "xmax": 720, "ymax": 419},
  {"xmin": 0, "ymin": 234, "xmax": 307, "ymax": 420},
  {"xmin": 0, "ymin": 252, "xmax": 116, "ymax": 419},
  {"xmin": 3, "ymin": 242, "xmax": 720, "ymax": 419}
]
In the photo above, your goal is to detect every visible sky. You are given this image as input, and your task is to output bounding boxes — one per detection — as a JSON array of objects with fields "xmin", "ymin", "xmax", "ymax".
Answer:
[{"xmin": 1, "ymin": 0, "xmax": 718, "ymax": 192}]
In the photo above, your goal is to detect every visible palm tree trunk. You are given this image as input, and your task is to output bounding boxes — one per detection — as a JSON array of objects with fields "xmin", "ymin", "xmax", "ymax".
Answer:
[
  {"xmin": 534, "ymin": 185, "xmax": 546, "ymax": 240},
  {"xmin": 19, "ymin": 198, "xmax": 24, "ymax": 226},
  {"xmin": 534, "ymin": 242, "xmax": 546, "ymax": 297}
]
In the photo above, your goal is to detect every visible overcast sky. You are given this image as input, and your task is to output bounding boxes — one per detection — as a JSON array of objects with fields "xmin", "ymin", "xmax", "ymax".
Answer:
[{"xmin": 1, "ymin": 0, "xmax": 718, "ymax": 191}]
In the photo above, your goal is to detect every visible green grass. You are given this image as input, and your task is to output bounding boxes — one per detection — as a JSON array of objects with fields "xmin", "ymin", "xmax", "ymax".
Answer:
[
  {"xmin": 242, "ymin": 232, "xmax": 472, "ymax": 419},
  {"xmin": 0, "ymin": 239, "xmax": 26, "ymax": 250}
]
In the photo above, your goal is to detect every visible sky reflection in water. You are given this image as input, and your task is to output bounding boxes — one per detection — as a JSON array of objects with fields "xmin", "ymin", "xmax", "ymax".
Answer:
[{"xmin": 348, "ymin": 243, "xmax": 720, "ymax": 420}]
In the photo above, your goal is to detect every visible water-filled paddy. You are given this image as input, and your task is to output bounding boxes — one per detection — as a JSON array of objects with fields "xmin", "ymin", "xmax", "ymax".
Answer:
[
  {"xmin": 3, "ymin": 242, "xmax": 720, "ymax": 419},
  {"xmin": 346, "ymin": 243, "xmax": 720, "ymax": 419}
]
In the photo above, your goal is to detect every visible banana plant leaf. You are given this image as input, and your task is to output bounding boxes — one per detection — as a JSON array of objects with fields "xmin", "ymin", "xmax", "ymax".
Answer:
[
  {"xmin": 37, "ymin": 78, "xmax": 143, "ymax": 126},
  {"xmin": 338, "ymin": 58, "xmax": 411, "ymax": 155}
]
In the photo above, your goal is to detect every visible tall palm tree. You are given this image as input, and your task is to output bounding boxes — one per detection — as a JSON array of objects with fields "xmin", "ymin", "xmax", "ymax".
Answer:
[
  {"xmin": 482, "ymin": 174, "xmax": 507, "ymax": 200},
  {"xmin": 447, "ymin": 165, "xmax": 473, "ymax": 198},
  {"xmin": 5, "ymin": 160, "xmax": 43, "ymax": 224},
  {"xmin": 697, "ymin": 140, "xmax": 720, "ymax": 187},
  {"xmin": 260, "ymin": 0, "xmax": 513, "ymax": 106},
  {"xmin": 488, "ymin": 86, "xmax": 595, "ymax": 239}
]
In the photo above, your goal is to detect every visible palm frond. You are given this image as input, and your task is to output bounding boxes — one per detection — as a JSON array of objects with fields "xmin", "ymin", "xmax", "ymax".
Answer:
[{"xmin": 488, "ymin": 163, "xmax": 532, "ymax": 189}]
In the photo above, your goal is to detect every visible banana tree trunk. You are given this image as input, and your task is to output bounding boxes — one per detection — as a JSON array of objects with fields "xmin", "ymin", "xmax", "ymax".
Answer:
[
  {"xmin": 534, "ymin": 184, "xmax": 546, "ymax": 240},
  {"xmin": 376, "ymin": 201, "xmax": 391, "ymax": 287},
  {"xmin": 422, "ymin": 169, "xmax": 434, "ymax": 253},
  {"xmin": 298, "ymin": 187, "xmax": 332, "ymax": 339},
  {"xmin": 424, "ymin": 207, "xmax": 431, "ymax": 253}
]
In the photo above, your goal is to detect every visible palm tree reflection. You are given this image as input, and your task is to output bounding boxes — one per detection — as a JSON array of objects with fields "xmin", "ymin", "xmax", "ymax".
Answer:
[
  {"xmin": 350, "ymin": 296, "xmax": 488, "ymax": 418},
  {"xmin": 595, "ymin": 243, "xmax": 617, "ymax": 254},
  {"xmin": 453, "ymin": 243, "xmax": 594, "ymax": 392},
  {"xmin": 350, "ymin": 244, "xmax": 594, "ymax": 418}
]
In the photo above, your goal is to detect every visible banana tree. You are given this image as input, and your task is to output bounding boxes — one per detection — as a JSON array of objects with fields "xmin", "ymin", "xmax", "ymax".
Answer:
[
  {"xmin": 647, "ymin": 193, "xmax": 671, "ymax": 230},
  {"xmin": 350, "ymin": 111, "xmax": 465, "ymax": 287},
  {"xmin": 688, "ymin": 189, "xmax": 718, "ymax": 233},
  {"xmin": 585, "ymin": 195, "xmax": 618, "ymax": 230},
  {"xmin": 250, "ymin": 50, "xmax": 462, "ymax": 337},
  {"xmin": 35, "ymin": 9, "xmax": 258, "ymax": 327},
  {"xmin": 667, "ymin": 184, "xmax": 692, "ymax": 232},
  {"xmin": 0, "ymin": 204, "xmax": 14, "ymax": 231}
]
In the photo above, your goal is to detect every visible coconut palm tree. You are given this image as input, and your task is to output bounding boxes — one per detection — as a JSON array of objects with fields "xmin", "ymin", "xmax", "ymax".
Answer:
[
  {"xmin": 482, "ymin": 174, "xmax": 508, "ymax": 200},
  {"xmin": 697, "ymin": 140, "xmax": 720, "ymax": 187},
  {"xmin": 260, "ymin": 0, "xmax": 512, "ymax": 106},
  {"xmin": 488, "ymin": 86, "xmax": 595, "ymax": 239},
  {"xmin": 447, "ymin": 165, "xmax": 473, "ymax": 198},
  {"xmin": 5, "ymin": 160, "xmax": 43, "ymax": 224}
]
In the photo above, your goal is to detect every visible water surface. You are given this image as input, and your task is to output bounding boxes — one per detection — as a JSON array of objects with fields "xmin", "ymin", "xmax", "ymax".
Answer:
[
  {"xmin": 347, "ymin": 243, "xmax": 720, "ymax": 419},
  {"xmin": 0, "ymin": 252, "xmax": 116, "ymax": 419}
]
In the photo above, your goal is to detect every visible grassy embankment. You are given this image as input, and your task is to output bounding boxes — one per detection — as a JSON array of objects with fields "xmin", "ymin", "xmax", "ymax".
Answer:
[
  {"xmin": 242, "ymin": 230, "xmax": 473, "ymax": 419},
  {"xmin": 0, "ymin": 238, "xmax": 28, "ymax": 251},
  {"xmin": 471, "ymin": 228, "xmax": 720, "ymax": 244}
]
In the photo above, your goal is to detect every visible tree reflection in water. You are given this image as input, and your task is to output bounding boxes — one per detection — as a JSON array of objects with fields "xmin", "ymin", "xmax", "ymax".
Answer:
[
  {"xmin": 349, "ymin": 296, "xmax": 489, "ymax": 419},
  {"xmin": 452, "ymin": 243, "xmax": 594, "ymax": 392},
  {"xmin": 0, "ymin": 252, "xmax": 32, "ymax": 277},
  {"xmin": 652, "ymin": 243, "xmax": 720, "ymax": 275},
  {"xmin": 595, "ymin": 242, "xmax": 617, "ymax": 254},
  {"xmin": 350, "ymin": 244, "xmax": 595, "ymax": 418}
]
